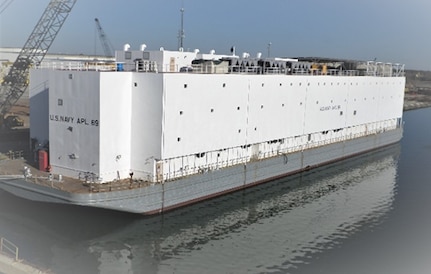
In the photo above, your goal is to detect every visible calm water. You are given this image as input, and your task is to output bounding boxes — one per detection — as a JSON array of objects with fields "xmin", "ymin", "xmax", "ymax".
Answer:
[{"xmin": 1, "ymin": 108, "xmax": 431, "ymax": 274}]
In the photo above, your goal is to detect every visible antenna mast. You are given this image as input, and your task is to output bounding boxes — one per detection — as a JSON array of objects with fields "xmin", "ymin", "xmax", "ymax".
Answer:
[{"xmin": 178, "ymin": 7, "xmax": 185, "ymax": 50}]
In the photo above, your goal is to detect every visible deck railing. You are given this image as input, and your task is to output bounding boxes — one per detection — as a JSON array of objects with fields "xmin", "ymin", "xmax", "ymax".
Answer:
[{"xmin": 0, "ymin": 237, "xmax": 19, "ymax": 261}]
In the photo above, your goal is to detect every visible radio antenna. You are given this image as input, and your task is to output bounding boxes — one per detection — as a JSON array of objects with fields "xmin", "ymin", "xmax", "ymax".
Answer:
[{"xmin": 178, "ymin": 3, "xmax": 185, "ymax": 50}]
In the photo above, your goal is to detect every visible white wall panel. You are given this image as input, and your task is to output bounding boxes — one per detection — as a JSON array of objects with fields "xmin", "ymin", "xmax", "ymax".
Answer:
[
  {"xmin": 346, "ymin": 78, "xmax": 379, "ymax": 126},
  {"xmin": 303, "ymin": 76, "xmax": 348, "ymax": 134},
  {"xmin": 377, "ymin": 77, "xmax": 405, "ymax": 121},
  {"xmin": 99, "ymin": 72, "xmax": 132, "ymax": 181},
  {"xmin": 49, "ymin": 71, "xmax": 100, "ymax": 178},
  {"xmin": 162, "ymin": 74, "xmax": 248, "ymax": 159},
  {"xmin": 247, "ymin": 75, "xmax": 307, "ymax": 143},
  {"xmin": 130, "ymin": 73, "xmax": 164, "ymax": 178}
]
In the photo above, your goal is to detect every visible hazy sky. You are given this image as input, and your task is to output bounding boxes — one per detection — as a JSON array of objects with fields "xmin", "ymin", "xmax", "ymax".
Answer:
[{"xmin": 0, "ymin": 0, "xmax": 430, "ymax": 70}]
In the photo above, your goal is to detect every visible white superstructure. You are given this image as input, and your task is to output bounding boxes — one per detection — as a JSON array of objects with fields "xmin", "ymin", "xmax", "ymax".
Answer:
[{"xmin": 29, "ymin": 46, "xmax": 405, "ymax": 186}]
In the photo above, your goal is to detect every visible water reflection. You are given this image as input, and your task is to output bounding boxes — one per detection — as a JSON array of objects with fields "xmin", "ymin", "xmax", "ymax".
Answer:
[{"xmin": 0, "ymin": 145, "xmax": 400, "ymax": 274}]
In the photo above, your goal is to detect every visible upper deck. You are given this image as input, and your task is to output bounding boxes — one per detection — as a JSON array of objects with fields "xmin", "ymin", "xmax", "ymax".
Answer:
[{"xmin": 36, "ymin": 46, "xmax": 405, "ymax": 78}]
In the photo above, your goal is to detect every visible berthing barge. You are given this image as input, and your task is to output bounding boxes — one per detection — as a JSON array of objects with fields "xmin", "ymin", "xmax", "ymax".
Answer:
[{"xmin": 0, "ymin": 46, "xmax": 405, "ymax": 214}]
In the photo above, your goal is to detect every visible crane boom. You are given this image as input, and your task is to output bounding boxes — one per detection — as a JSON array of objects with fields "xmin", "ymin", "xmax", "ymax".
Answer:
[
  {"xmin": 94, "ymin": 18, "xmax": 114, "ymax": 57},
  {"xmin": 0, "ymin": 0, "xmax": 77, "ymax": 116}
]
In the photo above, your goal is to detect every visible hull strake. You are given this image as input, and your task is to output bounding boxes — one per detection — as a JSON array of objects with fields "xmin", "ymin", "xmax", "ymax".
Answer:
[{"xmin": 0, "ymin": 127, "xmax": 402, "ymax": 214}]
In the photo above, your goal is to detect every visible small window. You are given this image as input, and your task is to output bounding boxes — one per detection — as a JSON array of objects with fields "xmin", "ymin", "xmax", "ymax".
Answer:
[
  {"xmin": 210, "ymin": 108, "xmax": 214, "ymax": 113},
  {"xmin": 68, "ymin": 74, "xmax": 73, "ymax": 79},
  {"xmin": 125, "ymin": 51, "xmax": 132, "ymax": 60},
  {"xmin": 237, "ymin": 106, "xmax": 240, "ymax": 110},
  {"xmin": 223, "ymin": 83, "xmax": 226, "ymax": 88},
  {"xmin": 143, "ymin": 52, "xmax": 150, "ymax": 60},
  {"xmin": 58, "ymin": 99, "xmax": 63, "ymax": 106},
  {"xmin": 177, "ymin": 137, "xmax": 181, "ymax": 142},
  {"xmin": 282, "ymin": 103, "xmax": 285, "ymax": 107},
  {"xmin": 184, "ymin": 84, "xmax": 188, "ymax": 88},
  {"xmin": 134, "ymin": 82, "xmax": 138, "ymax": 87},
  {"xmin": 261, "ymin": 105, "xmax": 264, "ymax": 109},
  {"xmin": 279, "ymin": 83, "xmax": 282, "ymax": 87},
  {"xmin": 179, "ymin": 111, "xmax": 183, "ymax": 115},
  {"xmin": 308, "ymin": 134, "xmax": 311, "ymax": 141},
  {"xmin": 354, "ymin": 110, "xmax": 357, "ymax": 115},
  {"xmin": 238, "ymin": 129, "xmax": 241, "ymax": 133},
  {"xmin": 261, "ymin": 83, "xmax": 265, "ymax": 87},
  {"xmin": 340, "ymin": 111, "xmax": 343, "ymax": 116}
]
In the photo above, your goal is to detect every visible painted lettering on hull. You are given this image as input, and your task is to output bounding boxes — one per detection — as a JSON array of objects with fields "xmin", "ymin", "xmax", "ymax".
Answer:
[{"xmin": 49, "ymin": 114, "xmax": 98, "ymax": 127}]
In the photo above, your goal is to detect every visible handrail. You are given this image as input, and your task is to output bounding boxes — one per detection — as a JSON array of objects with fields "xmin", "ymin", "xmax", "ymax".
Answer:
[{"xmin": 0, "ymin": 237, "xmax": 19, "ymax": 261}]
